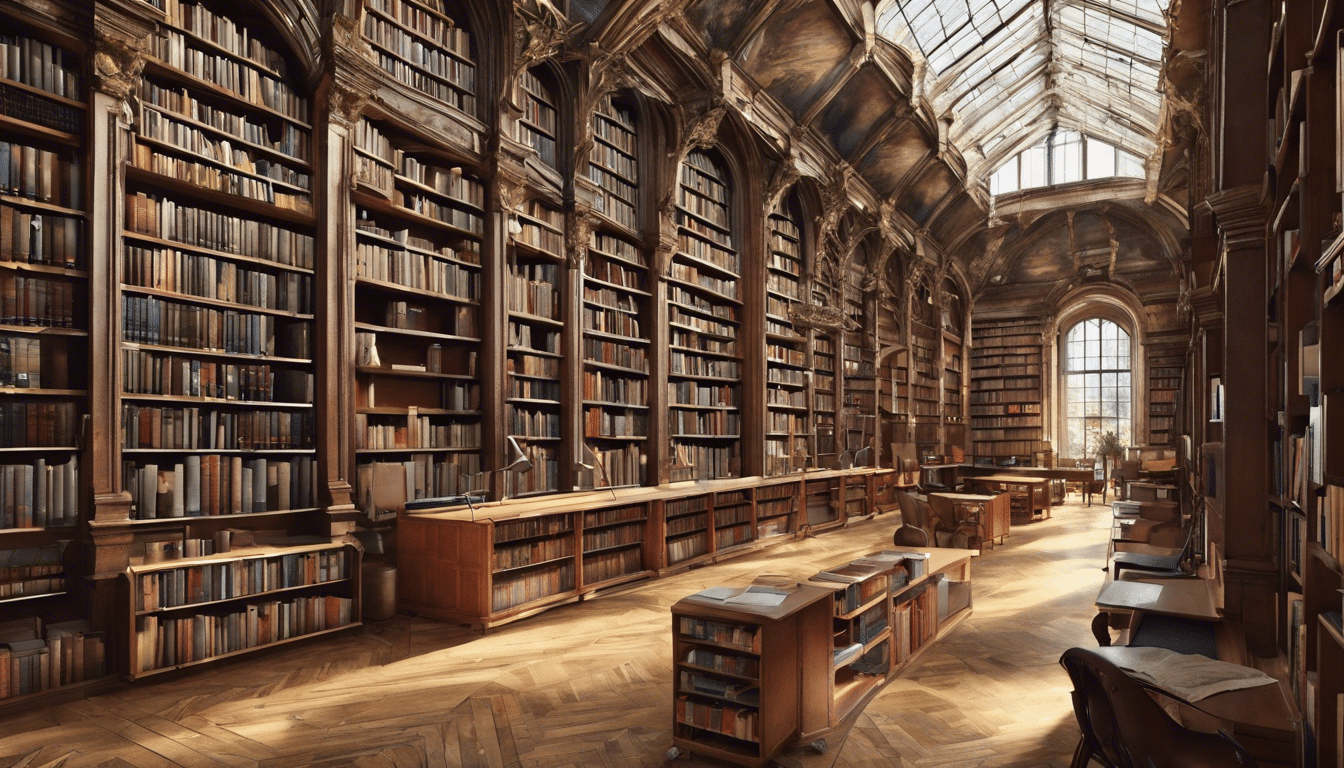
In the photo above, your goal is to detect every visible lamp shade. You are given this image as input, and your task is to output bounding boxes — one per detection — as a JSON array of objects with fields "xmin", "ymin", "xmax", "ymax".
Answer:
[{"xmin": 504, "ymin": 436, "xmax": 533, "ymax": 473}]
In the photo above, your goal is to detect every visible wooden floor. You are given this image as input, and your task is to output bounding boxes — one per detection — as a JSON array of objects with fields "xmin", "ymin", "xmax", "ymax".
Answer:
[{"xmin": 0, "ymin": 498, "xmax": 1110, "ymax": 768}]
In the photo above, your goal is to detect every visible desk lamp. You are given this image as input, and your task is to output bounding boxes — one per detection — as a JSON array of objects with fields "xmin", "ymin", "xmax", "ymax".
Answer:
[{"xmin": 575, "ymin": 444, "xmax": 618, "ymax": 500}]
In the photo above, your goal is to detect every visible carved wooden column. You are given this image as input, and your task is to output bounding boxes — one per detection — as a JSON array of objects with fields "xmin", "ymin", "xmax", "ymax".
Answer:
[
  {"xmin": 1208, "ymin": 184, "xmax": 1275, "ymax": 653},
  {"xmin": 87, "ymin": 2, "xmax": 152, "ymax": 665},
  {"xmin": 313, "ymin": 35, "xmax": 377, "ymax": 531}
]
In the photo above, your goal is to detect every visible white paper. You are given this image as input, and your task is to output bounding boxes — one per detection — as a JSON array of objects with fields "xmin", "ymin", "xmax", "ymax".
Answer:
[
  {"xmin": 691, "ymin": 587, "xmax": 739, "ymax": 601},
  {"xmin": 724, "ymin": 590, "xmax": 788, "ymax": 607},
  {"xmin": 1110, "ymin": 647, "xmax": 1276, "ymax": 702}
]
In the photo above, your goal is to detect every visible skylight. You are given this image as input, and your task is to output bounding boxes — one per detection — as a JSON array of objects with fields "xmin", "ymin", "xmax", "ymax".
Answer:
[
  {"xmin": 989, "ymin": 130, "xmax": 1145, "ymax": 195},
  {"xmin": 876, "ymin": 0, "xmax": 1169, "ymax": 184}
]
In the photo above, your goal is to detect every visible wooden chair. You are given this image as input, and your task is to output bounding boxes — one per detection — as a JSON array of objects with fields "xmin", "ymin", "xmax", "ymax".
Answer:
[
  {"xmin": 1059, "ymin": 646, "xmax": 1261, "ymax": 768},
  {"xmin": 893, "ymin": 491, "xmax": 933, "ymax": 547}
]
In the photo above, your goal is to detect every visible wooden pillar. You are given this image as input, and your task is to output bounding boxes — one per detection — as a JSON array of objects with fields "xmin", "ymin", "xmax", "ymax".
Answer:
[{"xmin": 1208, "ymin": 185, "xmax": 1276, "ymax": 653}]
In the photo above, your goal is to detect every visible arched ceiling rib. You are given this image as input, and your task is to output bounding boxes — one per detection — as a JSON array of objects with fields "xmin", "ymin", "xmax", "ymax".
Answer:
[{"xmin": 876, "ymin": 0, "xmax": 1169, "ymax": 177}]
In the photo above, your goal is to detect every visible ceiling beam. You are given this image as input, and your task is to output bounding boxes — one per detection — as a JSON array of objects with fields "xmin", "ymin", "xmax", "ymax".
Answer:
[{"xmin": 798, "ymin": 43, "xmax": 869, "ymax": 127}]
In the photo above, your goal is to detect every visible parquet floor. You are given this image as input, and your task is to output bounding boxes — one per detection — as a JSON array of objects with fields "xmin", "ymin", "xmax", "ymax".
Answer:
[{"xmin": 0, "ymin": 498, "xmax": 1110, "ymax": 768}]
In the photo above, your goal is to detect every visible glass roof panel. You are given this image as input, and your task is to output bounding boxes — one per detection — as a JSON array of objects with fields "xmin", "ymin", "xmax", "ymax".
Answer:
[{"xmin": 876, "ymin": 0, "xmax": 1169, "ymax": 180}]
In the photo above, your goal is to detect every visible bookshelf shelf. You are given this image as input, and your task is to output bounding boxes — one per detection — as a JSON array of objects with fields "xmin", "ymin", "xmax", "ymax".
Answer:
[
  {"xmin": 360, "ymin": 0, "xmax": 477, "ymax": 116},
  {"xmin": 970, "ymin": 319, "xmax": 1044, "ymax": 460}
]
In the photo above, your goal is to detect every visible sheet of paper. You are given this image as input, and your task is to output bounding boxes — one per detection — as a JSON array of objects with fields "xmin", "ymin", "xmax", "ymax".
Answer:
[
  {"xmin": 1111, "ymin": 647, "xmax": 1276, "ymax": 702},
  {"xmin": 723, "ymin": 590, "xmax": 788, "ymax": 607},
  {"xmin": 691, "ymin": 587, "xmax": 739, "ymax": 601}
]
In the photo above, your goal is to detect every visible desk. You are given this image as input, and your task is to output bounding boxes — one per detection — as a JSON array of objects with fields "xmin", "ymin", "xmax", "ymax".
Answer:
[
  {"xmin": 1089, "ymin": 646, "xmax": 1299, "ymax": 767},
  {"xmin": 1095, "ymin": 578, "xmax": 1222, "ymax": 622},
  {"xmin": 965, "ymin": 474, "xmax": 1051, "ymax": 521},
  {"xmin": 929, "ymin": 464, "xmax": 1098, "ymax": 504},
  {"xmin": 927, "ymin": 491, "xmax": 1010, "ymax": 549}
]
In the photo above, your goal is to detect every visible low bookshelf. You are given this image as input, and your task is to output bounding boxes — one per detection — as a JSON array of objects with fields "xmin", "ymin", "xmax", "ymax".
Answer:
[
  {"xmin": 124, "ymin": 540, "xmax": 361, "ymax": 678},
  {"xmin": 396, "ymin": 469, "xmax": 893, "ymax": 629}
]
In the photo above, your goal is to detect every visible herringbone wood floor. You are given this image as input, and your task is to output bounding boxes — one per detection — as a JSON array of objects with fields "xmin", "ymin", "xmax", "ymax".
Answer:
[{"xmin": 0, "ymin": 498, "xmax": 1110, "ymax": 768}]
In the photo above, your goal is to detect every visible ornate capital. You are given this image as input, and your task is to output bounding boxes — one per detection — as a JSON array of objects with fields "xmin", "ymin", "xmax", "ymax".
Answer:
[
  {"xmin": 510, "ymin": 2, "xmax": 583, "ymax": 102},
  {"xmin": 764, "ymin": 156, "xmax": 800, "ymax": 213},
  {"xmin": 92, "ymin": 21, "xmax": 148, "ymax": 103},
  {"xmin": 1204, "ymin": 184, "xmax": 1266, "ymax": 251},
  {"xmin": 496, "ymin": 175, "xmax": 528, "ymax": 244},
  {"xmin": 566, "ymin": 207, "xmax": 595, "ymax": 269}
]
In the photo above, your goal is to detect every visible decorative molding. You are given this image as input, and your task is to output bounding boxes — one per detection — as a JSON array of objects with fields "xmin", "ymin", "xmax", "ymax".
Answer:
[
  {"xmin": 92, "ymin": 16, "xmax": 148, "ymax": 105},
  {"xmin": 509, "ymin": 2, "xmax": 583, "ymax": 103},
  {"xmin": 566, "ymin": 207, "xmax": 595, "ymax": 269},
  {"xmin": 763, "ymin": 154, "xmax": 800, "ymax": 213},
  {"xmin": 573, "ymin": 47, "xmax": 635, "ymax": 173},
  {"xmin": 1204, "ymin": 184, "xmax": 1266, "ymax": 251}
]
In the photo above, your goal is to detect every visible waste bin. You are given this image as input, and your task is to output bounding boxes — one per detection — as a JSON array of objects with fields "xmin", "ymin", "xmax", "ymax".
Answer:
[{"xmin": 361, "ymin": 560, "xmax": 396, "ymax": 621}]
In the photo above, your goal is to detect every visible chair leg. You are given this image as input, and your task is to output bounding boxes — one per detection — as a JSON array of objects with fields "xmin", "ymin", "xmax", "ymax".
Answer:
[
  {"xmin": 1070, "ymin": 735, "xmax": 1092, "ymax": 768},
  {"xmin": 1091, "ymin": 611, "xmax": 1112, "ymax": 647}
]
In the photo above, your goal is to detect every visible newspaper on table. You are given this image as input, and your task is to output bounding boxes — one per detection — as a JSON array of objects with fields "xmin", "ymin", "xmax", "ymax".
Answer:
[{"xmin": 1109, "ymin": 646, "xmax": 1276, "ymax": 702}]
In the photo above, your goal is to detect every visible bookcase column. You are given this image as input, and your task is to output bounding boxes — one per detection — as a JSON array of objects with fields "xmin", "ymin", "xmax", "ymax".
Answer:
[
  {"xmin": 88, "ymin": 5, "xmax": 152, "ymax": 665},
  {"xmin": 312, "ymin": 72, "xmax": 368, "ymax": 530},
  {"xmin": 1209, "ymin": 184, "xmax": 1276, "ymax": 653}
]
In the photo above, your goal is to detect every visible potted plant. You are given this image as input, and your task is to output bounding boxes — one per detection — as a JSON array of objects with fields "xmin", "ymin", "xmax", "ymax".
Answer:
[{"xmin": 1095, "ymin": 430, "xmax": 1126, "ymax": 488}]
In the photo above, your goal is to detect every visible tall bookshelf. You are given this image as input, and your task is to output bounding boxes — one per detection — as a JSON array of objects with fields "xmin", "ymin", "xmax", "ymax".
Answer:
[
  {"xmin": 668, "ymin": 150, "xmax": 740, "ymax": 481},
  {"xmin": 812, "ymin": 333, "xmax": 837, "ymax": 466},
  {"xmin": 943, "ymin": 333, "xmax": 965, "ymax": 453},
  {"xmin": 1146, "ymin": 342, "xmax": 1184, "ymax": 446},
  {"xmin": 123, "ymin": 0, "xmax": 319, "ymax": 533},
  {"xmin": 0, "ymin": 2, "xmax": 109, "ymax": 703},
  {"xmin": 507, "ymin": 199, "xmax": 565, "ymax": 496},
  {"xmin": 764, "ymin": 197, "xmax": 808, "ymax": 476},
  {"xmin": 841, "ymin": 277, "xmax": 876, "ymax": 464},
  {"xmin": 350, "ymin": 116, "xmax": 484, "ymax": 513},
  {"xmin": 970, "ymin": 319, "xmax": 1044, "ymax": 461},
  {"xmin": 581, "ymin": 94, "xmax": 647, "ymax": 488},
  {"xmin": 361, "ymin": 0, "xmax": 477, "ymax": 117},
  {"xmin": 909, "ymin": 322, "xmax": 940, "ymax": 456}
]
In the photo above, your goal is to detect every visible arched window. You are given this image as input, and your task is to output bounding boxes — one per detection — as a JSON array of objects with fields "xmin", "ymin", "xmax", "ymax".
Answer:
[{"xmin": 1064, "ymin": 318, "xmax": 1132, "ymax": 458}]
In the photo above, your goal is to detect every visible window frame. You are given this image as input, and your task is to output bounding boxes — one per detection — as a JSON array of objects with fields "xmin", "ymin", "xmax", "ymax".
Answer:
[{"xmin": 1061, "ymin": 318, "xmax": 1134, "ymax": 459}]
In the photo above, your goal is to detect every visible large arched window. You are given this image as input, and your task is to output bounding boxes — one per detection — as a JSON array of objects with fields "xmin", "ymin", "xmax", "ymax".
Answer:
[{"xmin": 1064, "ymin": 318, "xmax": 1132, "ymax": 458}]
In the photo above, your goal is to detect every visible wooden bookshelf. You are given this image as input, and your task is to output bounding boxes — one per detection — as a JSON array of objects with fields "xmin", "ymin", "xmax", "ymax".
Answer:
[
  {"xmin": 396, "ymin": 469, "xmax": 891, "ymax": 628},
  {"xmin": 125, "ymin": 540, "xmax": 360, "ymax": 678},
  {"xmin": 943, "ymin": 334, "xmax": 963, "ymax": 423},
  {"xmin": 351, "ymin": 116, "xmax": 484, "ymax": 515},
  {"xmin": 841, "ymin": 276, "xmax": 876, "ymax": 465},
  {"xmin": 581, "ymin": 93, "xmax": 648, "ymax": 489},
  {"xmin": 970, "ymin": 319, "xmax": 1044, "ymax": 461},
  {"xmin": 764, "ymin": 197, "xmax": 808, "ymax": 476},
  {"xmin": 671, "ymin": 586, "xmax": 832, "ymax": 767},
  {"xmin": 361, "ymin": 0, "xmax": 477, "ymax": 117},
  {"xmin": 669, "ymin": 150, "xmax": 741, "ymax": 481},
  {"xmin": 517, "ymin": 69, "xmax": 557, "ymax": 168},
  {"xmin": 507, "ymin": 199, "xmax": 565, "ymax": 497},
  {"xmin": 813, "ymin": 334, "xmax": 837, "ymax": 464},
  {"xmin": 121, "ymin": 0, "xmax": 319, "ymax": 541},
  {"xmin": 1146, "ymin": 342, "xmax": 1184, "ymax": 446}
]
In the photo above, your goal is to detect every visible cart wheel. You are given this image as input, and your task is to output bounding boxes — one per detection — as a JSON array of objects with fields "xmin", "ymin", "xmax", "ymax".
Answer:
[
  {"xmin": 666, "ymin": 747, "xmax": 681, "ymax": 761},
  {"xmin": 809, "ymin": 739, "xmax": 827, "ymax": 754}
]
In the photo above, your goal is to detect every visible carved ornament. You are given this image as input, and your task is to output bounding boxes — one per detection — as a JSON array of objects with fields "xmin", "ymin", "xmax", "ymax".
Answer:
[
  {"xmin": 510, "ymin": 2, "xmax": 583, "ymax": 101},
  {"xmin": 764, "ymin": 156, "xmax": 800, "ymax": 213},
  {"xmin": 566, "ymin": 208, "xmax": 595, "ymax": 268},
  {"xmin": 573, "ymin": 48, "xmax": 635, "ymax": 172},
  {"xmin": 93, "ymin": 25, "xmax": 147, "ymax": 104}
]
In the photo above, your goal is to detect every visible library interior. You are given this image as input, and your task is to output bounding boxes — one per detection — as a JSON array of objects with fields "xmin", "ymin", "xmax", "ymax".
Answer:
[{"xmin": 0, "ymin": 0, "xmax": 1334, "ymax": 765}]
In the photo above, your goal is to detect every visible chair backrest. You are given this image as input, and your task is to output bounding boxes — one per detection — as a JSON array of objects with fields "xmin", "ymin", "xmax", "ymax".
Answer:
[
  {"xmin": 1058, "ymin": 647, "xmax": 1260, "ymax": 768},
  {"xmin": 895, "ymin": 490, "xmax": 930, "ymax": 528}
]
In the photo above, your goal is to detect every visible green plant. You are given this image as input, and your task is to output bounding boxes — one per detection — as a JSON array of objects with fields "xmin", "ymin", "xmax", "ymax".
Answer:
[{"xmin": 1095, "ymin": 430, "xmax": 1125, "ymax": 460}]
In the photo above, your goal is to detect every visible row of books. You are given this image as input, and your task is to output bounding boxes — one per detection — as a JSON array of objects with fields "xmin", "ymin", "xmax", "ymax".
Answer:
[
  {"xmin": 675, "ymin": 232, "xmax": 738, "ymax": 272},
  {"xmin": 970, "ymin": 403, "xmax": 1043, "ymax": 415},
  {"xmin": 714, "ymin": 505, "xmax": 751, "ymax": 528},
  {"xmin": 135, "ymin": 594, "xmax": 354, "ymax": 672},
  {"xmin": 588, "ymin": 139, "xmax": 637, "ymax": 183},
  {"xmin": 494, "ymin": 514, "xmax": 572, "ymax": 544},
  {"xmin": 585, "ymin": 505, "xmax": 644, "ymax": 527},
  {"xmin": 355, "ymin": 413, "xmax": 479, "ymax": 451},
  {"xmin": 126, "ymin": 245, "xmax": 311, "ymax": 314},
  {"xmin": 665, "ymin": 497, "xmax": 708, "ymax": 516},
  {"xmin": 120, "ymin": 405, "xmax": 313, "ymax": 450},
  {"xmin": 132, "ymin": 146, "xmax": 309, "ymax": 214},
  {"xmin": 0, "ymin": 273, "xmax": 76, "ymax": 328},
  {"xmin": 0, "ymin": 142, "xmax": 81, "ymax": 208},
  {"xmin": 667, "ymin": 512, "xmax": 707, "ymax": 537},
  {"xmin": 0, "ymin": 203, "xmax": 82, "ymax": 268},
  {"xmin": 583, "ymin": 547, "xmax": 642, "ymax": 583},
  {"xmin": 138, "ymin": 83, "xmax": 309, "ymax": 161},
  {"xmin": 398, "ymin": 189, "xmax": 483, "ymax": 236},
  {"xmin": 584, "ymin": 338, "xmax": 647, "ymax": 373},
  {"xmin": 123, "ymin": 351, "xmax": 312, "ymax": 403},
  {"xmin": 678, "ymin": 616, "xmax": 757, "ymax": 651},
  {"xmin": 670, "ymin": 287, "xmax": 739, "ymax": 323},
  {"xmin": 767, "ymin": 273, "xmax": 800, "ymax": 300},
  {"xmin": 971, "ymin": 354, "xmax": 1038, "ymax": 368},
  {"xmin": 491, "ymin": 559, "xmax": 573, "ymax": 612},
  {"xmin": 766, "ymin": 369, "xmax": 806, "ymax": 388},
  {"xmin": 970, "ymin": 389, "xmax": 1040, "ymax": 404},
  {"xmin": 584, "ymin": 370, "xmax": 646, "ymax": 403},
  {"xmin": 354, "ymin": 454, "xmax": 481, "ymax": 516},
  {"xmin": 0, "ymin": 573, "xmax": 60, "ymax": 599},
  {"xmin": 666, "ymin": 533, "xmax": 708, "ymax": 564},
  {"xmin": 363, "ymin": 17, "xmax": 477, "ymax": 94},
  {"xmin": 670, "ymin": 410, "xmax": 739, "ymax": 437},
  {"xmin": 0, "ymin": 80, "xmax": 80, "ymax": 134},
  {"xmin": 585, "ymin": 255, "xmax": 646, "ymax": 292},
  {"xmin": 0, "ymin": 401, "xmax": 77, "ymax": 447},
  {"xmin": 122, "ymin": 295, "xmax": 312, "ymax": 358},
  {"xmin": 0, "ymin": 35, "xmax": 79, "ymax": 99},
  {"xmin": 125, "ymin": 193, "xmax": 315, "ymax": 268},
  {"xmin": 969, "ymin": 416, "xmax": 1042, "ymax": 428},
  {"xmin": 683, "ymin": 646, "xmax": 758, "ymax": 677},
  {"xmin": 672, "ymin": 443, "xmax": 741, "ymax": 481},
  {"xmin": 138, "ymin": 111, "xmax": 310, "ymax": 189},
  {"xmin": 372, "ymin": 53, "xmax": 478, "ymax": 114},
  {"xmin": 669, "ymin": 260, "xmax": 738, "ymax": 299},
  {"xmin": 355, "ymin": 216, "xmax": 481, "ymax": 262},
  {"xmin": 508, "ymin": 377, "xmax": 559, "ymax": 401},
  {"xmin": 767, "ymin": 412, "xmax": 803, "ymax": 434},
  {"xmin": 668, "ymin": 381, "xmax": 739, "ymax": 408},
  {"xmin": 583, "ymin": 305, "xmax": 641, "ymax": 339},
  {"xmin": 0, "ymin": 618, "xmax": 104, "ymax": 701},
  {"xmin": 494, "ymin": 536, "xmax": 573, "ymax": 571},
  {"xmin": 363, "ymin": 0, "xmax": 473, "ymax": 61},
  {"xmin": 755, "ymin": 496, "xmax": 795, "ymax": 520},
  {"xmin": 501, "ymin": 449, "xmax": 556, "ymax": 494},
  {"xmin": 589, "ymin": 175, "xmax": 637, "ymax": 232},
  {"xmin": 582, "ymin": 443, "xmax": 643, "ymax": 487},
  {"xmin": 765, "ymin": 387, "xmax": 807, "ymax": 407},
  {"xmin": 669, "ymin": 310, "xmax": 737, "ymax": 341},
  {"xmin": 506, "ymin": 351, "xmax": 559, "ymax": 378},
  {"xmin": 135, "ymin": 549, "xmax": 349, "ymax": 612},
  {"xmin": 124, "ymin": 455, "xmax": 316, "ymax": 519},
  {"xmin": 0, "ymin": 456, "xmax": 78, "ymax": 528},
  {"xmin": 356, "ymin": 242, "xmax": 479, "ymax": 299},
  {"xmin": 679, "ymin": 163, "xmax": 728, "ymax": 210},
  {"xmin": 507, "ymin": 262, "xmax": 561, "ymax": 319},
  {"xmin": 152, "ymin": 31, "xmax": 309, "ymax": 123},
  {"xmin": 582, "ymin": 520, "xmax": 643, "ymax": 551},
  {"xmin": 584, "ymin": 407, "xmax": 646, "ymax": 439},
  {"xmin": 714, "ymin": 525, "xmax": 752, "ymax": 550},
  {"xmin": 381, "ymin": 300, "xmax": 477, "ymax": 338},
  {"xmin": 970, "ymin": 428, "xmax": 1044, "ymax": 441},
  {"xmin": 507, "ymin": 406, "xmax": 559, "ymax": 438},
  {"xmin": 516, "ymin": 215, "xmax": 562, "ymax": 257},
  {"xmin": 972, "ymin": 376, "xmax": 1039, "ymax": 391}
]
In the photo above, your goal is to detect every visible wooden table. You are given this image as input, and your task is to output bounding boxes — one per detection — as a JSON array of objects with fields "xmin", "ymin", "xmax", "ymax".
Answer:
[
  {"xmin": 925, "ymin": 464, "xmax": 1099, "ymax": 505},
  {"xmin": 964, "ymin": 474, "xmax": 1051, "ymax": 521},
  {"xmin": 1095, "ymin": 578, "xmax": 1222, "ymax": 622},
  {"xmin": 927, "ymin": 491, "xmax": 1011, "ymax": 549},
  {"xmin": 1088, "ymin": 645, "xmax": 1299, "ymax": 767}
]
